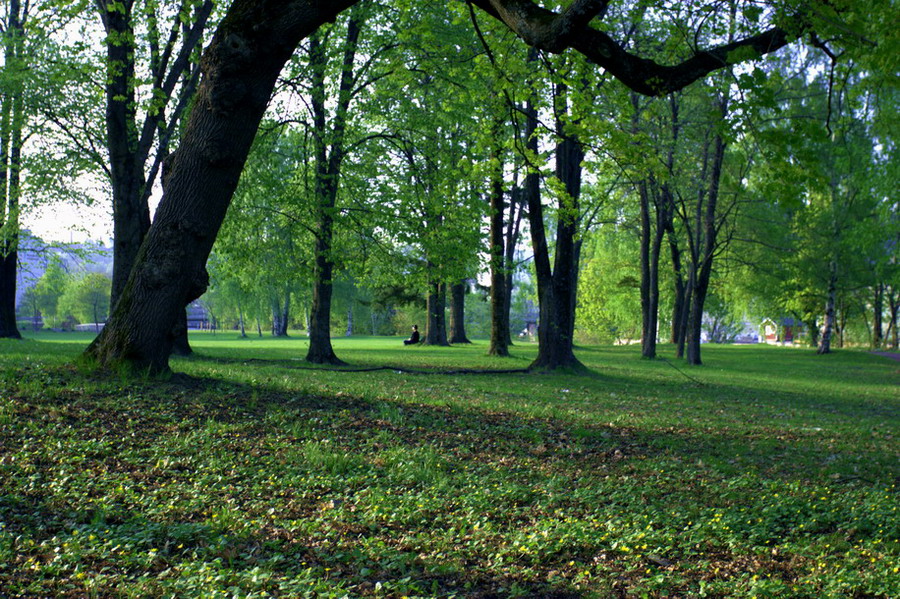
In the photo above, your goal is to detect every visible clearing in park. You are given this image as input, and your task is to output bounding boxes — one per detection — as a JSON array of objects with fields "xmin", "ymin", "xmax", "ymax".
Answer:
[{"xmin": 0, "ymin": 333, "xmax": 897, "ymax": 598}]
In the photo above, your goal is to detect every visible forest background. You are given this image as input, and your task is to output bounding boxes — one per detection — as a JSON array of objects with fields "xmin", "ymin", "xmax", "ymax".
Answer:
[{"xmin": 1, "ymin": 0, "xmax": 897, "ymax": 370}]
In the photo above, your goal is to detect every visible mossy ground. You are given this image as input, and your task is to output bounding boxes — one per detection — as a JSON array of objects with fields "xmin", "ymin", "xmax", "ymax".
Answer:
[{"xmin": 0, "ymin": 332, "xmax": 897, "ymax": 597}]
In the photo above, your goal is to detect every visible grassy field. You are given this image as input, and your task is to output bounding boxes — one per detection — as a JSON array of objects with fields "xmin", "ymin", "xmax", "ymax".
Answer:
[{"xmin": 0, "ymin": 331, "xmax": 897, "ymax": 598}]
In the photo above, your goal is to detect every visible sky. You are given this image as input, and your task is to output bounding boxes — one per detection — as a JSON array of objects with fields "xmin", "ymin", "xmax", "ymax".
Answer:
[{"xmin": 23, "ymin": 199, "xmax": 114, "ymax": 245}]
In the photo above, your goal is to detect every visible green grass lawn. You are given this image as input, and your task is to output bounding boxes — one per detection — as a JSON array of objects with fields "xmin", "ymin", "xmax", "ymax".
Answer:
[{"xmin": 0, "ymin": 331, "xmax": 897, "ymax": 598}]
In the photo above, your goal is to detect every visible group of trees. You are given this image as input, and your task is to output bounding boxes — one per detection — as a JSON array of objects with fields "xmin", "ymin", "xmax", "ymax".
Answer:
[
  {"xmin": 1, "ymin": 0, "xmax": 896, "ymax": 373},
  {"xmin": 19, "ymin": 255, "xmax": 111, "ymax": 330}
]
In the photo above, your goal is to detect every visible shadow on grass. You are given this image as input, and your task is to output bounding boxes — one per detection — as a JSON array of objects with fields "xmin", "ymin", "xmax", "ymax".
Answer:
[{"xmin": 1, "ymin": 361, "xmax": 897, "ymax": 596}]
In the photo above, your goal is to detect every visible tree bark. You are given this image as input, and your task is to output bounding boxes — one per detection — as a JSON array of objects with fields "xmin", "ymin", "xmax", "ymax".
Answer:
[
  {"xmin": 818, "ymin": 262, "xmax": 837, "ymax": 354},
  {"xmin": 638, "ymin": 179, "xmax": 655, "ymax": 357},
  {"xmin": 97, "ymin": 0, "xmax": 213, "ymax": 357},
  {"xmin": 424, "ymin": 281, "xmax": 449, "ymax": 346},
  {"xmin": 448, "ymin": 280, "xmax": 471, "ymax": 344},
  {"xmin": 0, "ymin": 0, "xmax": 24, "ymax": 340},
  {"xmin": 488, "ymin": 139, "xmax": 509, "ymax": 356},
  {"xmin": 805, "ymin": 317, "xmax": 819, "ymax": 348},
  {"xmin": 305, "ymin": 14, "xmax": 360, "ymax": 365},
  {"xmin": 887, "ymin": 288, "xmax": 899, "ymax": 349},
  {"xmin": 86, "ymin": 0, "xmax": 358, "ymax": 373},
  {"xmin": 873, "ymin": 283, "xmax": 883, "ymax": 348},
  {"xmin": 526, "ymin": 81, "xmax": 585, "ymax": 372},
  {"xmin": 685, "ymin": 94, "xmax": 728, "ymax": 366},
  {"xmin": 668, "ymin": 229, "xmax": 686, "ymax": 345},
  {"xmin": 503, "ymin": 185, "xmax": 524, "ymax": 344},
  {"xmin": 84, "ymin": 0, "xmax": 804, "ymax": 373},
  {"xmin": 170, "ymin": 309, "xmax": 192, "ymax": 355}
]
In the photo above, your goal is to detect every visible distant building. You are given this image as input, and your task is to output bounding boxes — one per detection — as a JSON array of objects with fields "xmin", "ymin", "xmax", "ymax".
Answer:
[{"xmin": 761, "ymin": 317, "xmax": 803, "ymax": 345}]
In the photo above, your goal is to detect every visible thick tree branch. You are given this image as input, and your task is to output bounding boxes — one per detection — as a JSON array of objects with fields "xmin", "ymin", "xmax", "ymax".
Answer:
[{"xmin": 471, "ymin": 0, "xmax": 805, "ymax": 96}]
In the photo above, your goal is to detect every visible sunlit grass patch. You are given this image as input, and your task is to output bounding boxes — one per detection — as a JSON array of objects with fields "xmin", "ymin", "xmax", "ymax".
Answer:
[{"xmin": 0, "ymin": 333, "xmax": 897, "ymax": 597}]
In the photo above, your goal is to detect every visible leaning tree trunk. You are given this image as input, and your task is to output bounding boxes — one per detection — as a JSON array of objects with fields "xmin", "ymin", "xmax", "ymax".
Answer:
[
  {"xmin": 448, "ymin": 280, "xmax": 471, "ymax": 344},
  {"xmin": 423, "ymin": 281, "xmax": 449, "ymax": 346},
  {"xmin": 86, "ymin": 0, "xmax": 359, "ymax": 373},
  {"xmin": 818, "ymin": 262, "xmax": 838, "ymax": 355}
]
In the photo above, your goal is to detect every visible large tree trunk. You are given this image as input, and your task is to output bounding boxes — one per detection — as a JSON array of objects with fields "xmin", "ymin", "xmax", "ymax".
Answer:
[
  {"xmin": 448, "ymin": 280, "xmax": 471, "ymax": 344},
  {"xmin": 488, "ymin": 141, "xmax": 509, "ymax": 356},
  {"xmin": 170, "ymin": 309, "xmax": 192, "ymax": 355},
  {"xmin": 818, "ymin": 262, "xmax": 837, "ymax": 355},
  {"xmin": 307, "ymin": 262, "xmax": 345, "ymax": 363},
  {"xmin": 0, "ymin": 0, "xmax": 23, "ymax": 340},
  {"xmin": 86, "ymin": 0, "xmax": 358, "ymax": 373},
  {"xmin": 423, "ymin": 281, "xmax": 449, "ymax": 346},
  {"xmin": 527, "ymin": 83, "xmax": 585, "ymax": 372},
  {"xmin": 0, "ymin": 247, "xmax": 17, "ymax": 339}
]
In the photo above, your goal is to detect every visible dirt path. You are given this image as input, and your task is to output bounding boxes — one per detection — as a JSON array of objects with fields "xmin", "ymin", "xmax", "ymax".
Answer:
[{"xmin": 871, "ymin": 351, "xmax": 900, "ymax": 362}]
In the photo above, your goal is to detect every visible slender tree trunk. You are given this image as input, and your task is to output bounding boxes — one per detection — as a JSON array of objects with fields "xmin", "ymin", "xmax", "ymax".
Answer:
[
  {"xmin": 304, "ymin": 15, "xmax": 360, "ymax": 365},
  {"xmin": 837, "ymin": 295, "xmax": 846, "ymax": 349},
  {"xmin": 818, "ymin": 262, "xmax": 837, "ymax": 354},
  {"xmin": 873, "ymin": 283, "xmax": 883, "ymax": 348},
  {"xmin": 86, "ymin": 0, "xmax": 363, "ymax": 372},
  {"xmin": 639, "ymin": 179, "xmax": 664, "ymax": 358},
  {"xmin": 686, "ymin": 95, "xmax": 728, "ymax": 366},
  {"xmin": 100, "ymin": 0, "xmax": 150, "ymax": 310},
  {"xmin": 488, "ymin": 139, "xmax": 509, "ymax": 356},
  {"xmin": 424, "ymin": 281, "xmax": 449, "ymax": 346},
  {"xmin": 502, "ymin": 186, "xmax": 524, "ymax": 345},
  {"xmin": 675, "ymin": 265, "xmax": 692, "ymax": 359},
  {"xmin": 238, "ymin": 305, "xmax": 246, "ymax": 337},
  {"xmin": 449, "ymin": 280, "xmax": 471, "ymax": 344},
  {"xmin": 639, "ymin": 180, "xmax": 651, "ymax": 355},
  {"xmin": 667, "ymin": 224, "xmax": 685, "ymax": 345},
  {"xmin": 887, "ymin": 288, "xmax": 899, "ymax": 349},
  {"xmin": 280, "ymin": 293, "xmax": 290, "ymax": 336}
]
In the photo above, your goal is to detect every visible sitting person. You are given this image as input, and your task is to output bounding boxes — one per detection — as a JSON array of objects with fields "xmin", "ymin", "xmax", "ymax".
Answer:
[{"xmin": 403, "ymin": 324, "xmax": 420, "ymax": 345}]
